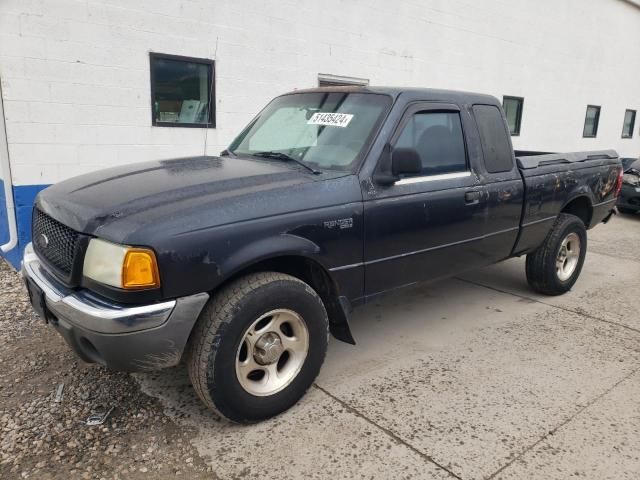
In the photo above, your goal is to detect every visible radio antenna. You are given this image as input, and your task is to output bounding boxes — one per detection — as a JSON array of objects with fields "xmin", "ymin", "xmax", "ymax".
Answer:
[{"xmin": 203, "ymin": 36, "xmax": 219, "ymax": 157}]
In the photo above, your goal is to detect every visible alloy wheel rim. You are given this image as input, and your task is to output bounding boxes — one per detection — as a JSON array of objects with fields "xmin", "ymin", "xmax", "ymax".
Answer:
[
  {"xmin": 235, "ymin": 309, "xmax": 309, "ymax": 396},
  {"xmin": 556, "ymin": 232, "xmax": 581, "ymax": 281}
]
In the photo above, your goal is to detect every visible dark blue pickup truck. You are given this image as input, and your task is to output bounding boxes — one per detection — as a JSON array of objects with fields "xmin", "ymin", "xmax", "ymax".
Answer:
[{"xmin": 22, "ymin": 87, "xmax": 622, "ymax": 422}]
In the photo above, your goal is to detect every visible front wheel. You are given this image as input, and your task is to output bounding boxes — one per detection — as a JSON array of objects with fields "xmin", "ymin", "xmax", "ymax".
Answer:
[
  {"xmin": 188, "ymin": 272, "xmax": 329, "ymax": 423},
  {"xmin": 525, "ymin": 213, "xmax": 587, "ymax": 295}
]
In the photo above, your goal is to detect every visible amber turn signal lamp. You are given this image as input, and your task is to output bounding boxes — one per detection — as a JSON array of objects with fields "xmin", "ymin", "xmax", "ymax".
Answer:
[{"xmin": 121, "ymin": 249, "xmax": 160, "ymax": 289}]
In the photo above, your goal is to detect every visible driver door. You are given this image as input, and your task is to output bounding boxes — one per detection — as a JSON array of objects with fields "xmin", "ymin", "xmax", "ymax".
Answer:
[{"xmin": 363, "ymin": 103, "xmax": 488, "ymax": 295}]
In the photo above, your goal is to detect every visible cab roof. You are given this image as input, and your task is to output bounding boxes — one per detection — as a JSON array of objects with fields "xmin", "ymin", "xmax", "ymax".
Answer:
[{"xmin": 283, "ymin": 86, "xmax": 501, "ymax": 107}]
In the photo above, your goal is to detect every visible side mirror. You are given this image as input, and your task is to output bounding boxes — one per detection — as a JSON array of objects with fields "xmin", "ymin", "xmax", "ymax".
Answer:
[{"xmin": 391, "ymin": 148, "xmax": 422, "ymax": 176}]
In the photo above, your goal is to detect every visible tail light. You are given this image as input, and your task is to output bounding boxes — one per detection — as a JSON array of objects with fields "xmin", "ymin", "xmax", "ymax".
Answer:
[{"xmin": 614, "ymin": 166, "xmax": 624, "ymax": 197}]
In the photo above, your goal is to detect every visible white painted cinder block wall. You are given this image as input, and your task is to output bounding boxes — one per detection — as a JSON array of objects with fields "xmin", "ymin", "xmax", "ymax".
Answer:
[{"xmin": 0, "ymin": 0, "xmax": 639, "ymax": 187}]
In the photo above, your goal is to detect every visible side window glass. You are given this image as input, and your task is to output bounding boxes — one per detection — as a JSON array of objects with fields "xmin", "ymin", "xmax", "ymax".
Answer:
[
  {"xmin": 472, "ymin": 105, "xmax": 514, "ymax": 173},
  {"xmin": 395, "ymin": 111, "xmax": 467, "ymax": 177}
]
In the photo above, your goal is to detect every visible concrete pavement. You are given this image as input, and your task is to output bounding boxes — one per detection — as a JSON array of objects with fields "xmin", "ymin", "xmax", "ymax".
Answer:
[{"xmin": 135, "ymin": 213, "xmax": 640, "ymax": 480}]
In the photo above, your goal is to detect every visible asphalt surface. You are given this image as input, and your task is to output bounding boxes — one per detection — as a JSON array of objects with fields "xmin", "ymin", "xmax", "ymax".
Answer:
[
  {"xmin": 136, "ymin": 212, "xmax": 640, "ymax": 480},
  {"xmin": 2, "ymin": 212, "xmax": 639, "ymax": 479}
]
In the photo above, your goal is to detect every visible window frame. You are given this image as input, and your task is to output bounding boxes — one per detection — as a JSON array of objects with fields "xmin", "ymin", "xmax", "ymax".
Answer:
[
  {"xmin": 622, "ymin": 109, "xmax": 636, "ymax": 139},
  {"xmin": 317, "ymin": 73, "xmax": 369, "ymax": 87},
  {"xmin": 149, "ymin": 52, "xmax": 216, "ymax": 129},
  {"xmin": 388, "ymin": 102, "xmax": 470, "ymax": 183},
  {"xmin": 502, "ymin": 95, "xmax": 524, "ymax": 136},
  {"xmin": 582, "ymin": 105, "xmax": 601, "ymax": 138}
]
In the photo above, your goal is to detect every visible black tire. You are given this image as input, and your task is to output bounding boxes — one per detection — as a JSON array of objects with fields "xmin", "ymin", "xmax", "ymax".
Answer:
[
  {"xmin": 188, "ymin": 272, "xmax": 329, "ymax": 423},
  {"xmin": 525, "ymin": 213, "xmax": 587, "ymax": 295}
]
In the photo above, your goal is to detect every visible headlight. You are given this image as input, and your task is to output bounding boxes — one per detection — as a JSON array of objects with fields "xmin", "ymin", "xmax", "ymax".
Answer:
[
  {"xmin": 623, "ymin": 173, "xmax": 640, "ymax": 186},
  {"xmin": 83, "ymin": 238, "xmax": 160, "ymax": 290}
]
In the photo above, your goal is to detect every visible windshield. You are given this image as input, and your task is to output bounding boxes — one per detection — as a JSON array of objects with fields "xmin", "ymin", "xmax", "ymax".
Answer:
[{"xmin": 229, "ymin": 92, "xmax": 391, "ymax": 172}]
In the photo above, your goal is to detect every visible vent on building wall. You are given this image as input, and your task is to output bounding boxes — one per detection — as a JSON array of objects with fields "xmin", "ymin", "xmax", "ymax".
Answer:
[{"xmin": 318, "ymin": 74, "xmax": 369, "ymax": 87}]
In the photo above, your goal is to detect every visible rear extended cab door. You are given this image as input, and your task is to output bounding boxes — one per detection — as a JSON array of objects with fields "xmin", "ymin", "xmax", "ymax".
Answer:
[
  {"xmin": 359, "ymin": 100, "xmax": 490, "ymax": 296},
  {"xmin": 470, "ymin": 104, "xmax": 525, "ymax": 263}
]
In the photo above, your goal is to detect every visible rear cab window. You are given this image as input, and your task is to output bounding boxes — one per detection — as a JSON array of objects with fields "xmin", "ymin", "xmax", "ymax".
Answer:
[{"xmin": 472, "ymin": 105, "xmax": 514, "ymax": 173}]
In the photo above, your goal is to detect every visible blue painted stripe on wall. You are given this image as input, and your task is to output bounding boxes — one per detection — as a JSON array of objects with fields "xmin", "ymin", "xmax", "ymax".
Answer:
[
  {"xmin": 0, "ymin": 184, "xmax": 50, "ymax": 269},
  {"xmin": 0, "ymin": 178, "xmax": 9, "ymax": 245}
]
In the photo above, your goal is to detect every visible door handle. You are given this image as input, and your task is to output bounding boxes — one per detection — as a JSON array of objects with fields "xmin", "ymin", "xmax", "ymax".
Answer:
[{"xmin": 464, "ymin": 191, "xmax": 481, "ymax": 205}]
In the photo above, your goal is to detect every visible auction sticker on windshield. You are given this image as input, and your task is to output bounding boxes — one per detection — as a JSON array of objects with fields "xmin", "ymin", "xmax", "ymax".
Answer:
[{"xmin": 307, "ymin": 112, "xmax": 354, "ymax": 127}]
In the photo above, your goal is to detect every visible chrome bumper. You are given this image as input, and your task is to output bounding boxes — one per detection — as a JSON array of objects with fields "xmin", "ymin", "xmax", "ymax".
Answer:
[
  {"xmin": 22, "ymin": 242, "xmax": 176, "ymax": 333},
  {"xmin": 21, "ymin": 243, "xmax": 209, "ymax": 371}
]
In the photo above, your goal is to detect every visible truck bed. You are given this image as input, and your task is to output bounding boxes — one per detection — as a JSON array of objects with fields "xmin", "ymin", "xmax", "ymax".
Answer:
[
  {"xmin": 515, "ymin": 149, "xmax": 618, "ymax": 171},
  {"xmin": 511, "ymin": 149, "xmax": 620, "ymax": 256}
]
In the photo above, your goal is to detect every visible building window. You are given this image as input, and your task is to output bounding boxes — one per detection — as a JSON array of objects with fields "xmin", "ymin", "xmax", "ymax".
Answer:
[
  {"xmin": 622, "ymin": 109, "xmax": 636, "ymax": 138},
  {"xmin": 502, "ymin": 96, "xmax": 523, "ymax": 136},
  {"xmin": 583, "ymin": 105, "xmax": 600, "ymax": 138},
  {"xmin": 318, "ymin": 74, "xmax": 369, "ymax": 87},
  {"xmin": 150, "ymin": 53, "xmax": 215, "ymax": 128}
]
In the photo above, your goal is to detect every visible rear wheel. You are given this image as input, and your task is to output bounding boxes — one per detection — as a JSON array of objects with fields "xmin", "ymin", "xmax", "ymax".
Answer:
[
  {"xmin": 525, "ymin": 213, "xmax": 587, "ymax": 295},
  {"xmin": 188, "ymin": 272, "xmax": 329, "ymax": 423}
]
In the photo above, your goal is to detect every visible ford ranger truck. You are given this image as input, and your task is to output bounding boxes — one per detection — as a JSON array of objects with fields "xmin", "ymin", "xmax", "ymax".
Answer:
[{"xmin": 22, "ymin": 87, "xmax": 623, "ymax": 423}]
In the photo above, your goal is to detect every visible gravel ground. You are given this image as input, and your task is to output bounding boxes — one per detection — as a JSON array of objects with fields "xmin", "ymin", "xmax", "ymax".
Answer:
[{"xmin": 0, "ymin": 260, "xmax": 214, "ymax": 479}]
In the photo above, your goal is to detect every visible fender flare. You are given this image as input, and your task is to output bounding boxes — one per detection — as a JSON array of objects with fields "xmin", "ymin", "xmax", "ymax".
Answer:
[
  {"xmin": 560, "ymin": 192, "xmax": 593, "ymax": 210},
  {"xmin": 215, "ymin": 233, "xmax": 356, "ymax": 344},
  {"xmin": 559, "ymin": 193, "xmax": 594, "ymax": 226},
  {"xmin": 219, "ymin": 233, "xmax": 323, "ymax": 279}
]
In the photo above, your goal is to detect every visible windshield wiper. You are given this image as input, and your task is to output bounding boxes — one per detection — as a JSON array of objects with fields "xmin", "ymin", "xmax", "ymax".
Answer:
[{"xmin": 252, "ymin": 151, "xmax": 321, "ymax": 175}]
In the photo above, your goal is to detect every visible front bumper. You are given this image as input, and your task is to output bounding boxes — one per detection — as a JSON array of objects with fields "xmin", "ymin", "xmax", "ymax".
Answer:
[
  {"xmin": 21, "ymin": 243, "xmax": 209, "ymax": 371},
  {"xmin": 617, "ymin": 184, "xmax": 640, "ymax": 212}
]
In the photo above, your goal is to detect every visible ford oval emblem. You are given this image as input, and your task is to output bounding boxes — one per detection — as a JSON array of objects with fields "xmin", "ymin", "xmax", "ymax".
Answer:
[{"xmin": 39, "ymin": 233, "xmax": 49, "ymax": 249}]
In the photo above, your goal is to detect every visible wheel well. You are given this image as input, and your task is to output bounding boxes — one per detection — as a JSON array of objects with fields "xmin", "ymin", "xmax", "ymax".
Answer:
[
  {"xmin": 561, "ymin": 196, "xmax": 592, "ymax": 227},
  {"xmin": 220, "ymin": 256, "xmax": 354, "ymax": 343}
]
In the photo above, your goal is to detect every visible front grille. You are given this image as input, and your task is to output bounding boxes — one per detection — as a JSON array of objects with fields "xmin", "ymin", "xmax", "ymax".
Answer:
[{"xmin": 32, "ymin": 209, "xmax": 80, "ymax": 275}]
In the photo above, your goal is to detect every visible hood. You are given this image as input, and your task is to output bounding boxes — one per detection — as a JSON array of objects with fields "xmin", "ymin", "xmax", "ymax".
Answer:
[{"xmin": 36, "ymin": 156, "xmax": 354, "ymax": 244}]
